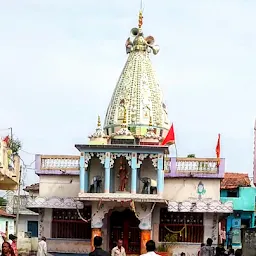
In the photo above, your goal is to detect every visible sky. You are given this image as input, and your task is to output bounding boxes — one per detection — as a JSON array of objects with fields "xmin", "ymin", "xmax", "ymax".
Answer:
[{"xmin": 0, "ymin": 0, "xmax": 256, "ymax": 189}]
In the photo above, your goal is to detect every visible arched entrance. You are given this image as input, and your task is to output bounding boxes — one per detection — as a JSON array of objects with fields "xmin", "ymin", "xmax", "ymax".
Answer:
[{"xmin": 109, "ymin": 209, "xmax": 140, "ymax": 254}]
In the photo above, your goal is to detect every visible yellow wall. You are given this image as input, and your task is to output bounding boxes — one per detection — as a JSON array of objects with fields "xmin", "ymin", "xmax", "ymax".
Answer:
[{"xmin": 164, "ymin": 178, "xmax": 221, "ymax": 201}]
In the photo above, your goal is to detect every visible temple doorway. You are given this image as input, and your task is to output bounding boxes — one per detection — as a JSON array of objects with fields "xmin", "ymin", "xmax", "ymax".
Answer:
[{"xmin": 109, "ymin": 209, "xmax": 140, "ymax": 254}]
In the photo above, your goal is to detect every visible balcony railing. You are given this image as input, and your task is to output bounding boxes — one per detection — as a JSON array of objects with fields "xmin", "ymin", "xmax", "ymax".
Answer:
[
  {"xmin": 176, "ymin": 157, "xmax": 218, "ymax": 173},
  {"xmin": 40, "ymin": 155, "xmax": 80, "ymax": 170},
  {"xmin": 36, "ymin": 155, "xmax": 80, "ymax": 174},
  {"xmin": 166, "ymin": 157, "xmax": 225, "ymax": 178},
  {"xmin": 36, "ymin": 154, "xmax": 224, "ymax": 178}
]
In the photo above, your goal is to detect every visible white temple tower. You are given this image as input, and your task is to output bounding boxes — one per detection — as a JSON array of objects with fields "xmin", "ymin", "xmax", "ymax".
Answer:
[{"xmin": 103, "ymin": 11, "xmax": 170, "ymax": 138}]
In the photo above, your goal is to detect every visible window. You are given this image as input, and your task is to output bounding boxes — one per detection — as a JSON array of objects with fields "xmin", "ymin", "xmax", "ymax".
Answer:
[
  {"xmin": 27, "ymin": 221, "xmax": 38, "ymax": 237},
  {"xmin": 227, "ymin": 190, "xmax": 238, "ymax": 197},
  {"xmin": 52, "ymin": 207, "xmax": 91, "ymax": 239},
  {"xmin": 159, "ymin": 208, "xmax": 204, "ymax": 243}
]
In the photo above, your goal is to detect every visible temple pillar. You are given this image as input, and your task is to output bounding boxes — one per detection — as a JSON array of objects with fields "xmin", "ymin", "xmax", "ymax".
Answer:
[
  {"xmin": 157, "ymin": 153, "xmax": 164, "ymax": 196},
  {"xmin": 131, "ymin": 152, "xmax": 137, "ymax": 194},
  {"xmin": 79, "ymin": 153, "xmax": 85, "ymax": 193},
  {"xmin": 140, "ymin": 230, "xmax": 151, "ymax": 254},
  {"xmin": 104, "ymin": 152, "xmax": 111, "ymax": 193},
  {"xmin": 85, "ymin": 170, "xmax": 89, "ymax": 192},
  {"xmin": 91, "ymin": 228, "xmax": 102, "ymax": 251}
]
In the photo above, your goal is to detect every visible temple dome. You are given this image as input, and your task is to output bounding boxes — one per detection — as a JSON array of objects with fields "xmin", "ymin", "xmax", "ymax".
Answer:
[{"xmin": 104, "ymin": 25, "xmax": 170, "ymax": 138}]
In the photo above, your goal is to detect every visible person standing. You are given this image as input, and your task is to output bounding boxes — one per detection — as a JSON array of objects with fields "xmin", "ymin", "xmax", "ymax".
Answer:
[
  {"xmin": 1, "ymin": 242, "xmax": 15, "ymax": 256},
  {"xmin": 7, "ymin": 235, "xmax": 17, "ymax": 256},
  {"xmin": 140, "ymin": 240, "xmax": 159, "ymax": 256},
  {"xmin": 89, "ymin": 236, "xmax": 110, "ymax": 256},
  {"xmin": 200, "ymin": 238, "xmax": 214, "ymax": 256},
  {"xmin": 227, "ymin": 228, "xmax": 233, "ymax": 248},
  {"xmin": 198, "ymin": 243, "xmax": 205, "ymax": 256},
  {"xmin": 111, "ymin": 239, "xmax": 126, "ymax": 256},
  {"xmin": 37, "ymin": 237, "xmax": 47, "ymax": 256}
]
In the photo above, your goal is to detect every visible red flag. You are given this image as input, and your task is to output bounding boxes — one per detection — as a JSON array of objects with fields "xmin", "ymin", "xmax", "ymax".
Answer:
[
  {"xmin": 3, "ymin": 136, "xmax": 9, "ymax": 144},
  {"xmin": 216, "ymin": 134, "xmax": 220, "ymax": 166},
  {"xmin": 162, "ymin": 124, "xmax": 175, "ymax": 146}
]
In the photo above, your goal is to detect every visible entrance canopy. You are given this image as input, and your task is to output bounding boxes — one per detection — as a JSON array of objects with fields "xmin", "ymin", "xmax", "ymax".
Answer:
[{"xmin": 168, "ymin": 200, "xmax": 233, "ymax": 213}]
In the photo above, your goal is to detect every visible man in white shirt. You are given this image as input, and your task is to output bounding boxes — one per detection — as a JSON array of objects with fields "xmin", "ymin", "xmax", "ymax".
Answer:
[
  {"xmin": 37, "ymin": 237, "xmax": 47, "ymax": 256},
  {"xmin": 111, "ymin": 239, "xmax": 126, "ymax": 256},
  {"xmin": 140, "ymin": 240, "xmax": 159, "ymax": 256}
]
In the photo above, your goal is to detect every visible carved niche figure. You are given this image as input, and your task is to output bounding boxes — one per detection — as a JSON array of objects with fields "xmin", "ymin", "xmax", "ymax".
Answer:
[
  {"xmin": 118, "ymin": 99, "xmax": 125, "ymax": 120},
  {"xmin": 140, "ymin": 177, "xmax": 157, "ymax": 194},
  {"xmin": 117, "ymin": 156, "xmax": 129, "ymax": 191},
  {"xmin": 90, "ymin": 176, "xmax": 102, "ymax": 193}
]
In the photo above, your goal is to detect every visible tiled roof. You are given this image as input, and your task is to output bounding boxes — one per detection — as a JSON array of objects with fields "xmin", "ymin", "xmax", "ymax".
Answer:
[
  {"xmin": 221, "ymin": 172, "xmax": 251, "ymax": 189},
  {"xmin": 0, "ymin": 209, "xmax": 15, "ymax": 218},
  {"xmin": 23, "ymin": 183, "xmax": 39, "ymax": 192}
]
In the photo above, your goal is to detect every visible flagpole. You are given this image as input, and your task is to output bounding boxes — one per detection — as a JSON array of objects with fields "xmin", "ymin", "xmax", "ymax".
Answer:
[{"xmin": 174, "ymin": 143, "xmax": 178, "ymax": 157}]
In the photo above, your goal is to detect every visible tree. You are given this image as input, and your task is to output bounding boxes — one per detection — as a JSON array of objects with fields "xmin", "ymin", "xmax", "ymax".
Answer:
[
  {"xmin": 0, "ymin": 197, "xmax": 7, "ymax": 207},
  {"xmin": 8, "ymin": 137, "xmax": 22, "ymax": 155},
  {"xmin": 187, "ymin": 154, "xmax": 195, "ymax": 158}
]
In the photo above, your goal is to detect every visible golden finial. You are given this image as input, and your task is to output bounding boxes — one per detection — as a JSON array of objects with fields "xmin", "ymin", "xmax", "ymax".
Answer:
[
  {"xmin": 149, "ymin": 116, "xmax": 153, "ymax": 126},
  {"xmin": 138, "ymin": 0, "xmax": 143, "ymax": 29},
  {"xmin": 97, "ymin": 115, "xmax": 101, "ymax": 127},
  {"xmin": 138, "ymin": 11, "xmax": 143, "ymax": 29},
  {"xmin": 122, "ymin": 106, "xmax": 127, "ymax": 126}
]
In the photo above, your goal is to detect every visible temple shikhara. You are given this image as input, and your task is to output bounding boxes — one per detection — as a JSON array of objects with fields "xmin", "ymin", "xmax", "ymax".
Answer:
[{"xmin": 24, "ymin": 5, "xmax": 233, "ymax": 256}]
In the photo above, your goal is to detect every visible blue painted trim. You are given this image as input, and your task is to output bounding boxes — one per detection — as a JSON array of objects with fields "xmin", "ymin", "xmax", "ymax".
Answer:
[
  {"xmin": 131, "ymin": 153, "xmax": 137, "ymax": 193},
  {"xmin": 157, "ymin": 155, "xmax": 164, "ymax": 194},
  {"xmin": 81, "ymin": 149, "xmax": 164, "ymax": 154},
  {"xmin": 85, "ymin": 170, "xmax": 88, "ymax": 192},
  {"xmin": 104, "ymin": 154, "xmax": 110, "ymax": 192},
  {"xmin": 79, "ymin": 154, "xmax": 85, "ymax": 192}
]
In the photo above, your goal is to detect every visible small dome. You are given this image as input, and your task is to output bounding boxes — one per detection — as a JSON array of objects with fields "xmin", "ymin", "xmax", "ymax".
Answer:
[{"xmin": 88, "ymin": 116, "xmax": 108, "ymax": 145}]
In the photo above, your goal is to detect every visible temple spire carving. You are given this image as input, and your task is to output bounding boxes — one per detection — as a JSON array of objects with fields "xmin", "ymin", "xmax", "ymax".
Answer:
[
  {"xmin": 88, "ymin": 116, "xmax": 108, "ymax": 145},
  {"xmin": 103, "ymin": 3, "xmax": 170, "ymax": 139}
]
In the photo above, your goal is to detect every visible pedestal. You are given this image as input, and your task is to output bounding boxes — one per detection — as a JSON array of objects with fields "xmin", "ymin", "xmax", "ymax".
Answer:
[
  {"xmin": 91, "ymin": 228, "xmax": 102, "ymax": 251},
  {"xmin": 140, "ymin": 230, "xmax": 151, "ymax": 254}
]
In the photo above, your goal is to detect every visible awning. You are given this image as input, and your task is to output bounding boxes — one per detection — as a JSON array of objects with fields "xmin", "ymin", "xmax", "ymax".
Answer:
[
  {"xmin": 26, "ymin": 196, "xmax": 84, "ymax": 209},
  {"xmin": 168, "ymin": 200, "xmax": 233, "ymax": 213}
]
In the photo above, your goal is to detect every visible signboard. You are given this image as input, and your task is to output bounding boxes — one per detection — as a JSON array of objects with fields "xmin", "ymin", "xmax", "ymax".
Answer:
[{"xmin": 232, "ymin": 228, "xmax": 241, "ymax": 244}]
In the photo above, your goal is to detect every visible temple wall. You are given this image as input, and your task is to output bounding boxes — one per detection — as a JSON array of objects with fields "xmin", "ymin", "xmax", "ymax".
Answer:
[
  {"xmin": 151, "ymin": 205, "xmax": 219, "ymax": 255},
  {"xmin": 39, "ymin": 175, "xmax": 79, "ymax": 197},
  {"xmin": 164, "ymin": 178, "xmax": 221, "ymax": 201},
  {"xmin": 47, "ymin": 239, "xmax": 91, "ymax": 253},
  {"xmin": 38, "ymin": 208, "xmax": 91, "ymax": 253}
]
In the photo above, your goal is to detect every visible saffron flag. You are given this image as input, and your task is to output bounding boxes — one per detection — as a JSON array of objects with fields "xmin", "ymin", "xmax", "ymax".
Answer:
[
  {"xmin": 216, "ymin": 133, "xmax": 221, "ymax": 167},
  {"xmin": 161, "ymin": 123, "xmax": 175, "ymax": 146}
]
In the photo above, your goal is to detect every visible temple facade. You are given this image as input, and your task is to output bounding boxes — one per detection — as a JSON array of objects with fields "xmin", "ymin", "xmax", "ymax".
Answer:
[{"xmin": 26, "ymin": 8, "xmax": 233, "ymax": 256}]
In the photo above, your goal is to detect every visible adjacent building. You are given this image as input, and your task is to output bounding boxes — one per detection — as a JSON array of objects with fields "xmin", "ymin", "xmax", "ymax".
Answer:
[
  {"xmin": 25, "ymin": 7, "xmax": 233, "ymax": 256},
  {"xmin": 6, "ymin": 184, "xmax": 39, "ymax": 238},
  {"xmin": 0, "ymin": 208, "xmax": 15, "ymax": 244},
  {"xmin": 0, "ymin": 139, "xmax": 20, "ymax": 190},
  {"xmin": 220, "ymin": 172, "xmax": 255, "ymax": 248}
]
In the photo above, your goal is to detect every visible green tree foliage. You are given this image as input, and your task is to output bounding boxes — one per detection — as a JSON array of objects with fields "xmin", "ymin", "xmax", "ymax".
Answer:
[
  {"xmin": 0, "ymin": 197, "xmax": 7, "ymax": 207},
  {"xmin": 7, "ymin": 138, "xmax": 22, "ymax": 155}
]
